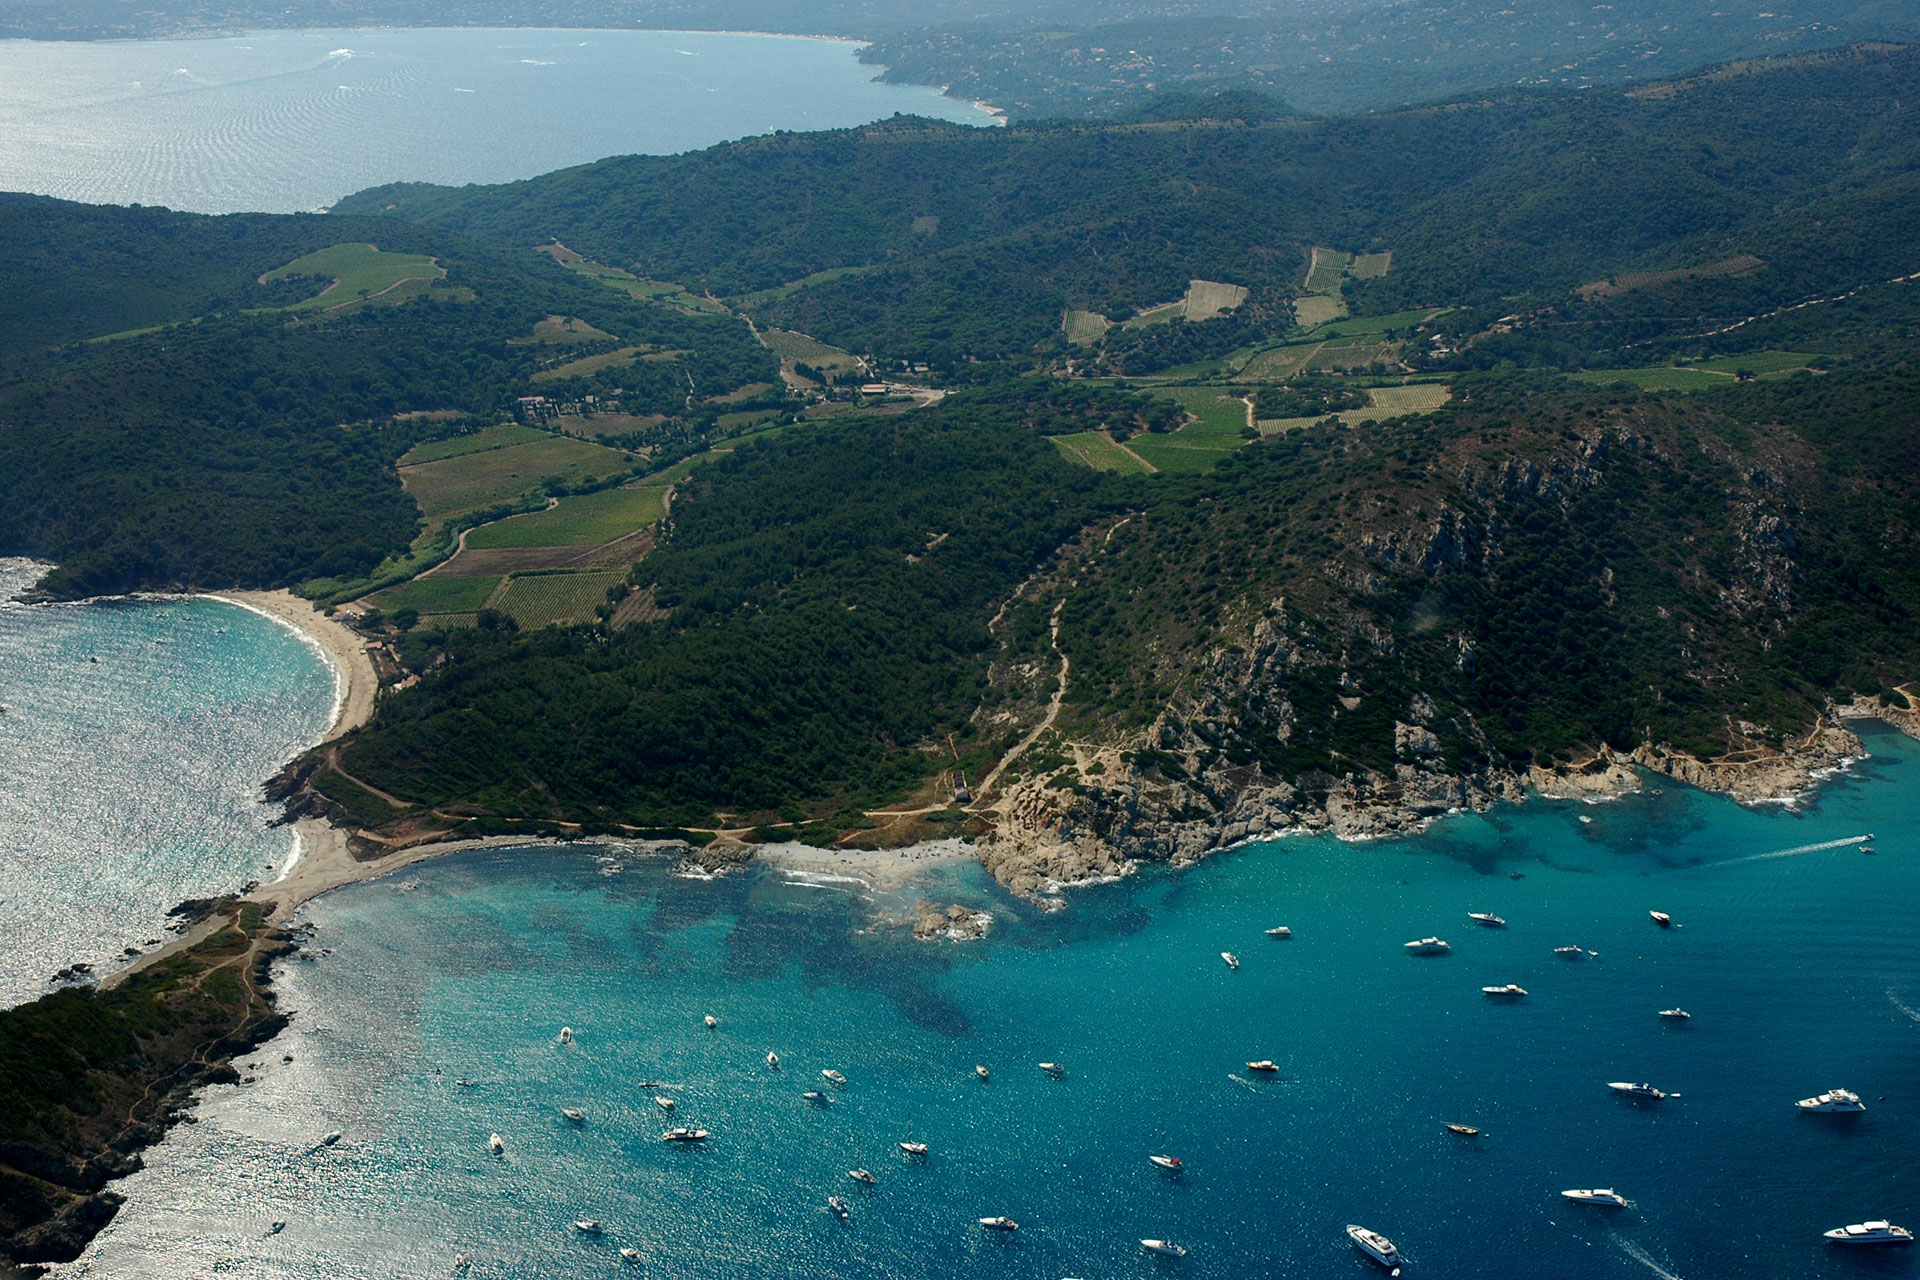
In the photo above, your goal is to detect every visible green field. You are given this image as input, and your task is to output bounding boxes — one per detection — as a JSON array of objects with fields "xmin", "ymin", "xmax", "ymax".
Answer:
[
  {"xmin": 400, "ymin": 435, "xmax": 631, "ymax": 520},
  {"xmin": 1052, "ymin": 431, "xmax": 1151, "ymax": 473},
  {"xmin": 1362, "ymin": 383, "xmax": 1453, "ymax": 413},
  {"xmin": 528, "ymin": 316, "xmax": 616, "ymax": 345},
  {"xmin": 733, "ymin": 264, "xmax": 882, "ymax": 309},
  {"xmin": 1303, "ymin": 246, "xmax": 1353, "ymax": 293},
  {"xmin": 1062, "ymin": 310, "xmax": 1113, "ymax": 345},
  {"xmin": 761, "ymin": 328, "xmax": 862, "ymax": 370},
  {"xmin": 1349, "ymin": 251, "xmax": 1393, "ymax": 280},
  {"xmin": 400, "ymin": 424, "xmax": 549, "ymax": 466},
  {"xmin": 465, "ymin": 485, "xmax": 667, "ymax": 549},
  {"xmin": 1311, "ymin": 307, "xmax": 1449, "ymax": 339},
  {"xmin": 496, "ymin": 570, "xmax": 627, "ymax": 629},
  {"xmin": 1571, "ymin": 352, "xmax": 1822, "ymax": 391},
  {"xmin": 264, "ymin": 243, "xmax": 443, "ymax": 311},
  {"xmin": 534, "ymin": 347, "xmax": 644, "ymax": 382},
  {"xmin": 1293, "ymin": 294, "xmax": 1348, "ymax": 327},
  {"xmin": 1125, "ymin": 387, "xmax": 1251, "ymax": 472},
  {"xmin": 371, "ymin": 575, "xmax": 500, "ymax": 616},
  {"xmin": 1182, "ymin": 280, "xmax": 1249, "ymax": 320},
  {"xmin": 1235, "ymin": 342, "xmax": 1321, "ymax": 381}
]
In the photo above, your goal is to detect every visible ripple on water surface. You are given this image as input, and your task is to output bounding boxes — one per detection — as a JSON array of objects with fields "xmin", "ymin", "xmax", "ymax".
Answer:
[
  {"xmin": 0, "ymin": 560, "xmax": 336, "ymax": 1004},
  {"xmin": 57, "ymin": 725, "xmax": 1920, "ymax": 1279}
]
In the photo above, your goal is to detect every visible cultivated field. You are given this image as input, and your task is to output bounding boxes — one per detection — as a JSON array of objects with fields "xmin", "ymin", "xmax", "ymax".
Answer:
[
  {"xmin": 1577, "ymin": 254, "xmax": 1765, "ymax": 299},
  {"xmin": 496, "ymin": 570, "xmax": 628, "ymax": 629},
  {"xmin": 264, "ymin": 243, "xmax": 443, "ymax": 311},
  {"xmin": 533, "ymin": 347, "xmax": 644, "ymax": 382},
  {"xmin": 371, "ymin": 575, "xmax": 499, "ymax": 616},
  {"xmin": 1182, "ymin": 280, "xmax": 1249, "ymax": 320},
  {"xmin": 1127, "ymin": 387, "xmax": 1251, "ymax": 472},
  {"xmin": 1303, "ymin": 246, "xmax": 1352, "ymax": 294},
  {"xmin": 526, "ymin": 316, "xmax": 616, "ymax": 345},
  {"xmin": 1571, "ymin": 351, "xmax": 1820, "ymax": 390},
  {"xmin": 400, "ymin": 424, "xmax": 548, "ymax": 466},
  {"xmin": 1310, "ymin": 340, "xmax": 1398, "ymax": 371},
  {"xmin": 1363, "ymin": 383, "xmax": 1453, "ymax": 413},
  {"xmin": 1062, "ymin": 310, "xmax": 1113, "ymax": 345},
  {"xmin": 400, "ymin": 435, "xmax": 630, "ymax": 521},
  {"xmin": 1349, "ymin": 251, "xmax": 1393, "ymax": 280},
  {"xmin": 1235, "ymin": 342, "xmax": 1321, "ymax": 381},
  {"xmin": 1052, "ymin": 431, "xmax": 1152, "ymax": 473},
  {"xmin": 1293, "ymin": 294, "xmax": 1348, "ymax": 327},
  {"xmin": 465, "ymin": 485, "xmax": 667, "ymax": 550}
]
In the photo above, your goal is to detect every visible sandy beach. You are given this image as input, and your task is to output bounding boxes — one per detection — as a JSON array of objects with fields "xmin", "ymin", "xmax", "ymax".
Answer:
[
  {"xmin": 205, "ymin": 589, "xmax": 377, "ymax": 742},
  {"xmin": 750, "ymin": 838, "xmax": 976, "ymax": 892}
]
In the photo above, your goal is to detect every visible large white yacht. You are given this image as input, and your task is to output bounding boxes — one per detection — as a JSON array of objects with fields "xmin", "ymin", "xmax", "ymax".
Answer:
[
  {"xmin": 1561, "ymin": 1189, "xmax": 1629, "ymax": 1207},
  {"xmin": 1404, "ymin": 937, "xmax": 1451, "ymax": 955},
  {"xmin": 1608, "ymin": 1082, "xmax": 1667, "ymax": 1099},
  {"xmin": 979, "ymin": 1216, "xmax": 1018, "ymax": 1231},
  {"xmin": 1468, "ymin": 912, "xmax": 1507, "ymax": 927},
  {"xmin": 1346, "ymin": 1224, "xmax": 1400, "ymax": 1268},
  {"xmin": 1825, "ymin": 1221, "xmax": 1913, "ymax": 1245},
  {"xmin": 1797, "ymin": 1089, "xmax": 1866, "ymax": 1112},
  {"xmin": 1141, "ymin": 1239, "xmax": 1189, "ymax": 1257},
  {"xmin": 1481, "ymin": 983, "xmax": 1527, "ymax": 999}
]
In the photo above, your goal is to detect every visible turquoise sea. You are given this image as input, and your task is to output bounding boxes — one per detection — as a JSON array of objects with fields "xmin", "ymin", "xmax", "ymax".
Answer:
[
  {"xmin": 0, "ymin": 28, "xmax": 994, "ymax": 214},
  {"xmin": 55, "ymin": 721, "xmax": 1919, "ymax": 1278},
  {"xmin": 0, "ymin": 560, "xmax": 336, "ymax": 1006}
]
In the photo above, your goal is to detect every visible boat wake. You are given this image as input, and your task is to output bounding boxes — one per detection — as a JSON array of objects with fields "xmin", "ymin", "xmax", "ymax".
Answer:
[
  {"xmin": 1612, "ymin": 1232, "xmax": 1686, "ymax": 1279},
  {"xmin": 1888, "ymin": 987, "xmax": 1920, "ymax": 1023},
  {"xmin": 1704, "ymin": 835, "xmax": 1869, "ymax": 869}
]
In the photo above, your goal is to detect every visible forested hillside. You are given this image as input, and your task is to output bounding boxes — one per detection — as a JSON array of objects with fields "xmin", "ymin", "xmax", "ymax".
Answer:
[{"xmin": 338, "ymin": 45, "xmax": 1920, "ymax": 374}]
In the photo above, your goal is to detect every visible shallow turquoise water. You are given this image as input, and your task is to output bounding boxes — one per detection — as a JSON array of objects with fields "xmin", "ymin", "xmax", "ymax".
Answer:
[
  {"xmin": 0, "ymin": 560, "xmax": 336, "ymax": 1005},
  {"xmin": 0, "ymin": 28, "xmax": 995, "ymax": 213},
  {"xmin": 60, "ymin": 723, "xmax": 1920, "ymax": 1279}
]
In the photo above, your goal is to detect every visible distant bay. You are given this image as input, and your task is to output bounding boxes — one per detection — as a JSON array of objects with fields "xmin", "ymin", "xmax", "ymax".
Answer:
[{"xmin": 0, "ymin": 28, "xmax": 997, "ymax": 215}]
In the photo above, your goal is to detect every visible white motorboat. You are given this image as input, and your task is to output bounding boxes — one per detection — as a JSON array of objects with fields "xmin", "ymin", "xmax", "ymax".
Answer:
[
  {"xmin": 828, "ymin": 1196, "xmax": 851, "ymax": 1219},
  {"xmin": 558, "ymin": 1027, "xmax": 573, "ymax": 1044},
  {"xmin": 319, "ymin": 1131, "xmax": 342, "ymax": 1147},
  {"xmin": 488, "ymin": 1133, "xmax": 505, "ymax": 1155},
  {"xmin": 1658, "ymin": 1009, "xmax": 1691, "ymax": 1021},
  {"xmin": 1141, "ymin": 1239, "xmax": 1189, "ymax": 1257},
  {"xmin": 704, "ymin": 1014, "xmax": 717, "ymax": 1029},
  {"xmin": 1039, "ymin": 1061, "xmax": 1065, "ymax": 1074},
  {"xmin": 1482, "ymin": 983, "xmax": 1527, "ymax": 998},
  {"xmin": 1468, "ymin": 912, "xmax": 1507, "ymax": 927},
  {"xmin": 654, "ymin": 1096, "xmax": 676, "ymax": 1111},
  {"xmin": 560, "ymin": 1107, "xmax": 586, "ymax": 1123},
  {"xmin": 802, "ymin": 1090, "xmax": 834, "ymax": 1105},
  {"xmin": 1649, "ymin": 911, "xmax": 1672, "ymax": 928},
  {"xmin": 899, "ymin": 1141, "xmax": 929, "ymax": 1156},
  {"xmin": 975, "ymin": 1064, "xmax": 990, "ymax": 1080},
  {"xmin": 849, "ymin": 1168, "xmax": 877, "ymax": 1184},
  {"xmin": 1346, "ymin": 1224, "xmax": 1400, "ymax": 1268},
  {"xmin": 1221, "ymin": 951, "xmax": 1240, "ymax": 970},
  {"xmin": 1562, "ymin": 1189, "xmax": 1629, "ymax": 1207},
  {"xmin": 822, "ymin": 1069, "xmax": 847, "ymax": 1086},
  {"xmin": 572, "ymin": 1220, "xmax": 603, "ymax": 1235},
  {"xmin": 662, "ymin": 1127, "xmax": 709, "ymax": 1142},
  {"xmin": 979, "ymin": 1216, "xmax": 1019, "ymax": 1231},
  {"xmin": 620, "ymin": 1247, "xmax": 642, "ymax": 1263},
  {"xmin": 766, "ymin": 1051, "xmax": 780, "ymax": 1069},
  {"xmin": 1266, "ymin": 926, "xmax": 1292, "ymax": 938},
  {"xmin": 1797, "ymin": 1089, "xmax": 1866, "ymax": 1113},
  {"xmin": 1553, "ymin": 945, "xmax": 1585, "ymax": 958},
  {"xmin": 1825, "ymin": 1221, "xmax": 1913, "ymax": 1245},
  {"xmin": 1608, "ymin": 1082, "xmax": 1667, "ymax": 1100},
  {"xmin": 1246, "ymin": 1060, "xmax": 1279, "ymax": 1073},
  {"xmin": 1404, "ymin": 937, "xmax": 1450, "ymax": 955},
  {"xmin": 1149, "ymin": 1155, "xmax": 1184, "ymax": 1171},
  {"xmin": 1444, "ymin": 1123, "xmax": 1480, "ymax": 1136}
]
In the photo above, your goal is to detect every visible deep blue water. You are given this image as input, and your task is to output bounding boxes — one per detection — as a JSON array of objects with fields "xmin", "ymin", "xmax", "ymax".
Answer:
[
  {"xmin": 0, "ymin": 560, "xmax": 336, "ymax": 1005},
  {"xmin": 59, "ymin": 723, "xmax": 1920, "ymax": 1278},
  {"xmin": 0, "ymin": 28, "xmax": 995, "ymax": 214}
]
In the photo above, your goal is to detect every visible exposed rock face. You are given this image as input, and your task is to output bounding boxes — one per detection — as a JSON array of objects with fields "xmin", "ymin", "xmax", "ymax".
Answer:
[{"xmin": 912, "ymin": 902, "xmax": 992, "ymax": 942}]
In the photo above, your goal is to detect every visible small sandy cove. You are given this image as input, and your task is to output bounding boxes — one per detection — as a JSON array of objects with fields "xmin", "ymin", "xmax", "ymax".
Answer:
[{"xmin": 205, "ymin": 589, "xmax": 377, "ymax": 742}]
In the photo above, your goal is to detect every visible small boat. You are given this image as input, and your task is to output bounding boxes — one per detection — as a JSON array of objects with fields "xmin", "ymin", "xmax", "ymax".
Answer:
[
  {"xmin": 1039, "ymin": 1061, "xmax": 1065, "ymax": 1074},
  {"xmin": 1482, "ymin": 983, "xmax": 1527, "ymax": 998},
  {"xmin": 1797, "ymin": 1089, "xmax": 1867, "ymax": 1113},
  {"xmin": 1659, "ymin": 1008, "xmax": 1691, "ymax": 1021},
  {"xmin": 454, "ymin": 1254, "xmax": 473, "ymax": 1270},
  {"xmin": 1141, "ymin": 1239, "xmax": 1189, "ymax": 1257},
  {"xmin": 1861, "ymin": 845, "xmax": 1875, "ymax": 854},
  {"xmin": 1553, "ymin": 945, "xmax": 1585, "ymax": 958},
  {"xmin": 1445, "ymin": 1123, "xmax": 1480, "ymax": 1136},
  {"xmin": 802, "ymin": 1090, "xmax": 834, "ymax": 1104},
  {"xmin": 268, "ymin": 1220, "xmax": 285, "ymax": 1234},
  {"xmin": 1469, "ymin": 912, "xmax": 1507, "ymax": 927},
  {"xmin": 828, "ymin": 1196, "xmax": 851, "ymax": 1219},
  {"xmin": 1346, "ymin": 1224, "xmax": 1400, "ymax": 1268},
  {"xmin": 620, "ymin": 1248, "xmax": 642, "ymax": 1263},
  {"xmin": 637, "ymin": 1081, "xmax": 668, "ymax": 1089},
  {"xmin": 1562, "ymin": 1188, "xmax": 1629, "ymax": 1207},
  {"xmin": 848, "ymin": 1168, "xmax": 877, "ymax": 1184},
  {"xmin": 766, "ymin": 1051, "xmax": 780, "ymax": 1069},
  {"xmin": 1608, "ymin": 1082, "xmax": 1667, "ymax": 1100},
  {"xmin": 488, "ymin": 1133, "xmax": 505, "ymax": 1155},
  {"xmin": 319, "ymin": 1131, "xmax": 343, "ymax": 1147},
  {"xmin": 654, "ymin": 1096, "xmax": 676, "ymax": 1111},
  {"xmin": 975, "ymin": 1064, "xmax": 990, "ymax": 1081},
  {"xmin": 1266, "ymin": 926, "xmax": 1292, "ymax": 938},
  {"xmin": 662, "ymin": 1127, "xmax": 709, "ymax": 1142},
  {"xmin": 1650, "ymin": 911, "xmax": 1672, "ymax": 928},
  {"xmin": 1825, "ymin": 1221, "xmax": 1913, "ymax": 1245},
  {"xmin": 704, "ymin": 1015, "xmax": 717, "ymax": 1029},
  {"xmin": 1149, "ymin": 1155, "xmax": 1184, "ymax": 1171},
  {"xmin": 1404, "ymin": 937, "xmax": 1450, "ymax": 955},
  {"xmin": 558, "ymin": 1027, "xmax": 573, "ymax": 1044},
  {"xmin": 561, "ymin": 1107, "xmax": 586, "ymax": 1122},
  {"xmin": 979, "ymin": 1216, "xmax": 1019, "ymax": 1231},
  {"xmin": 899, "ymin": 1141, "xmax": 929, "ymax": 1156},
  {"xmin": 572, "ymin": 1220, "xmax": 603, "ymax": 1235},
  {"xmin": 822, "ymin": 1069, "xmax": 847, "ymax": 1087},
  {"xmin": 455, "ymin": 1078, "xmax": 474, "ymax": 1088},
  {"xmin": 1246, "ymin": 1060, "xmax": 1279, "ymax": 1073},
  {"xmin": 1221, "ymin": 951, "xmax": 1240, "ymax": 970}
]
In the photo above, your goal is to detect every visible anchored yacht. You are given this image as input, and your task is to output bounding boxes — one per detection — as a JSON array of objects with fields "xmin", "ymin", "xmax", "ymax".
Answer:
[
  {"xmin": 1562, "ymin": 1189, "xmax": 1629, "ymax": 1207},
  {"xmin": 1346, "ymin": 1224, "xmax": 1401, "ymax": 1268},
  {"xmin": 1221, "ymin": 951, "xmax": 1240, "ymax": 970},
  {"xmin": 558, "ymin": 1027, "xmax": 573, "ymax": 1044},
  {"xmin": 1039, "ymin": 1061, "xmax": 1065, "ymax": 1074},
  {"xmin": 1468, "ymin": 912, "xmax": 1507, "ymax": 927},
  {"xmin": 802, "ymin": 1090, "xmax": 833, "ymax": 1105},
  {"xmin": 828, "ymin": 1197, "xmax": 850, "ymax": 1219},
  {"xmin": 620, "ymin": 1247, "xmax": 642, "ymax": 1263},
  {"xmin": 662, "ymin": 1127, "xmax": 709, "ymax": 1142},
  {"xmin": 560, "ymin": 1107, "xmax": 585, "ymax": 1123},
  {"xmin": 979, "ymin": 1216, "xmax": 1019, "ymax": 1231},
  {"xmin": 704, "ymin": 1015, "xmax": 717, "ymax": 1029},
  {"xmin": 1608, "ymin": 1082, "xmax": 1667, "ymax": 1100},
  {"xmin": 488, "ymin": 1133, "xmax": 505, "ymax": 1155},
  {"xmin": 1444, "ymin": 1123, "xmax": 1480, "ymax": 1136},
  {"xmin": 1141, "ymin": 1239, "xmax": 1189, "ymax": 1257},
  {"xmin": 899, "ymin": 1141, "xmax": 929, "ymax": 1156},
  {"xmin": 1798, "ymin": 1089, "xmax": 1866, "ymax": 1113},
  {"xmin": 848, "ymin": 1168, "xmax": 877, "ymax": 1184},
  {"xmin": 1650, "ymin": 911, "xmax": 1672, "ymax": 928},
  {"xmin": 1826, "ymin": 1221, "xmax": 1912, "ymax": 1245},
  {"xmin": 572, "ymin": 1220, "xmax": 603, "ymax": 1235},
  {"xmin": 654, "ymin": 1096, "xmax": 676, "ymax": 1111},
  {"xmin": 975, "ymin": 1064, "xmax": 991, "ymax": 1080},
  {"xmin": 1246, "ymin": 1060, "xmax": 1279, "ymax": 1073},
  {"xmin": 822, "ymin": 1069, "xmax": 847, "ymax": 1086},
  {"xmin": 1266, "ymin": 926, "xmax": 1293, "ymax": 938},
  {"xmin": 766, "ymin": 1051, "xmax": 780, "ymax": 1069},
  {"xmin": 1150, "ymin": 1155, "xmax": 1184, "ymax": 1171},
  {"xmin": 1553, "ymin": 945, "xmax": 1585, "ymax": 958},
  {"xmin": 1482, "ymin": 983, "xmax": 1527, "ymax": 999},
  {"xmin": 1405, "ymin": 937, "xmax": 1450, "ymax": 955},
  {"xmin": 1658, "ymin": 1009, "xmax": 1691, "ymax": 1021}
]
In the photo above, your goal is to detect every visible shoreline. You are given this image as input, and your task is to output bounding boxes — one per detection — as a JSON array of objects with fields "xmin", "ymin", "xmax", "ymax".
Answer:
[{"xmin": 202, "ymin": 590, "xmax": 376, "ymax": 743}]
